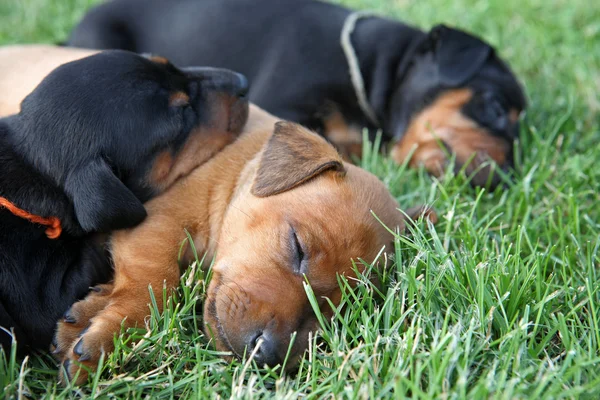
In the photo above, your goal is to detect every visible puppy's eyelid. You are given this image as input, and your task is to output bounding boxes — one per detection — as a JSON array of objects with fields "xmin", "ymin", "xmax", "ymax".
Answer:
[{"xmin": 291, "ymin": 227, "xmax": 309, "ymax": 275}]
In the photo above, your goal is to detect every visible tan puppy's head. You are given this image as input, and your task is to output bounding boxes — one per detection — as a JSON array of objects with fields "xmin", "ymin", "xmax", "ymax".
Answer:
[{"xmin": 204, "ymin": 121, "xmax": 410, "ymax": 368}]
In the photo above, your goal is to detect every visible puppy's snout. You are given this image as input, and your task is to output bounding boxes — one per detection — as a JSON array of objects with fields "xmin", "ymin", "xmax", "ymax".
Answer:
[
  {"xmin": 182, "ymin": 66, "xmax": 249, "ymax": 97},
  {"xmin": 248, "ymin": 331, "xmax": 281, "ymax": 367},
  {"xmin": 233, "ymin": 73, "xmax": 249, "ymax": 97}
]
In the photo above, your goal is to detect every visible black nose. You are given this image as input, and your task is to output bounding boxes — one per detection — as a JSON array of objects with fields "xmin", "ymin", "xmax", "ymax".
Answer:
[
  {"xmin": 248, "ymin": 331, "xmax": 280, "ymax": 367},
  {"xmin": 181, "ymin": 66, "xmax": 249, "ymax": 97}
]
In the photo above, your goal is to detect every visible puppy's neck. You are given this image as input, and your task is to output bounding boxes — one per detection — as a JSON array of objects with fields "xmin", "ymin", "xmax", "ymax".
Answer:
[
  {"xmin": 0, "ymin": 118, "xmax": 83, "ymax": 236},
  {"xmin": 351, "ymin": 17, "xmax": 426, "ymax": 128},
  {"xmin": 179, "ymin": 110, "xmax": 275, "ymax": 262}
]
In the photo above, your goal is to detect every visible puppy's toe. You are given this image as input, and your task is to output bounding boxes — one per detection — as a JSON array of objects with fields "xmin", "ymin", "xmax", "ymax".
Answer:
[
  {"xmin": 53, "ymin": 284, "xmax": 113, "ymax": 360},
  {"xmin": 61, "ymin": 312, "xmax": 124, "ymax": 385},
  {"xmin": 59, "ymin": 357, "xmax": 91, "ymax": 386}
]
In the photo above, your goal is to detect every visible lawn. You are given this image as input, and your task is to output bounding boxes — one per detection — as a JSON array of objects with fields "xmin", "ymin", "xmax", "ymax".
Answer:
[{"xmin": 1, "ymin": 0, "xmax": 599, "ymax": 398}]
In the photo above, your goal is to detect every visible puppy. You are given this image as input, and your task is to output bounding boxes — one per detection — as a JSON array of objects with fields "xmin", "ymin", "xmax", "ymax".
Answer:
[
  {"xmin": 68, "ymin": 0, "xmax": 527, "ymax": 186},
  {"xmin": 53, "ymin": 105, "xmax": 436, "ymax": 384},
  {"xmin": 0, "ymin": 50, "xmax": 248, "ymax": 353}
]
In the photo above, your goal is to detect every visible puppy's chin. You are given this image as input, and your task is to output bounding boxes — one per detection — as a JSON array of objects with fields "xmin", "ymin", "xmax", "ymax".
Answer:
[{"xmin": 202, "ymin": 271, "xmax": 318, "ymax": 368}]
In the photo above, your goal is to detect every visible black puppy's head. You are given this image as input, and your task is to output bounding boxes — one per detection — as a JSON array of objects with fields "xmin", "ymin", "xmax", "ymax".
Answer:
[
  {"xmin": 387, "ymin": 25, "xmax": 526, "ymax": 186},
  {"xmin": 15, "ymin": 50, "xmax": 248, "ymax": 232}
]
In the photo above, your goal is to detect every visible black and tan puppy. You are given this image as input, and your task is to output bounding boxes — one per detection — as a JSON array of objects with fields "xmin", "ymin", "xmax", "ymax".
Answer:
[
  {"xmin": 0, "ymin": 50, "xmax": 248, "ymax": 353},
  {"xmin": 68, "ymin": 0, "xmax": 527, "ymax": 186}
]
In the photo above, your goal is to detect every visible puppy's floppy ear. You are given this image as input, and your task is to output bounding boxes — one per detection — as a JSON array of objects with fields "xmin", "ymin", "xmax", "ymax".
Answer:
[
  {"xmin": 429, "ymin": 24, "xmax": 492, "ymax": 86},
  {"xmin": 252, "ymin": 121, "xmax": 346, "ymax": 197},
  {"xmin": 65, "ymin": 158, "xmax": 147, "ymax": 232}
]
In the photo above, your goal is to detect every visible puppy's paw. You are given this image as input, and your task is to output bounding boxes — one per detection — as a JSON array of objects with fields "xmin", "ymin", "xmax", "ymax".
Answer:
[
  {"xmin": 52, "ymin": 284, "xmax": 113, "ymax": 360},
  {"xmin": 59, "ymin": 307, "xmax": 126, "ymax": 385}
]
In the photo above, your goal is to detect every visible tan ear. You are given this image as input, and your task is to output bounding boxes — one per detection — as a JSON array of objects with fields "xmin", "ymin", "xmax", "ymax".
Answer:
[{"xmin": 252, "ymin": 121, "xmax": 346, "ymax": 197}]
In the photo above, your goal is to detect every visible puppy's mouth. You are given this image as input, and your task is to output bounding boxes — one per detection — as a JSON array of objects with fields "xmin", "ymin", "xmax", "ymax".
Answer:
[
  {"xmin": 390, "ymin": 123, "xmax": 511, "ymax": 188},
  {"xmin": 204, "ymin": 281, "xmax": 242, "ymax": 359}
]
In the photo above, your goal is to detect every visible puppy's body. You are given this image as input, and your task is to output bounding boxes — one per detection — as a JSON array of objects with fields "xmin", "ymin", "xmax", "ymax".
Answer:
[
  {"xmin": 69, "ymin": 0, "xmax": 527, "ymax": 185},
  {"xmin": 54, "ymin": 105, "xmax": 426, "ymax": 383},
  {"xmin": 0, "ymin": 120, "xmax": 108, "ymax": 350},
  {"xmin": 0, "ymin": 51, "xmax": 248, "ymax": 352}
]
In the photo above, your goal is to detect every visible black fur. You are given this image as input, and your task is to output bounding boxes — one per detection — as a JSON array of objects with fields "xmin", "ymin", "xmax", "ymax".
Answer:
[
  {"xmin": 68, "ymin": 0, "xmax": 526, "ymax": 159},
  {"xmin": 0, "ymin": 50, "xmax": 247, "ymax": 352}
]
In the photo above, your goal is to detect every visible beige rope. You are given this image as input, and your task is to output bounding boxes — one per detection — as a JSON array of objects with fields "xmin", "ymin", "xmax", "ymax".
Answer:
[{"xmin": 340, "ymin": 11, "xmax": 381, "ymax": 127}]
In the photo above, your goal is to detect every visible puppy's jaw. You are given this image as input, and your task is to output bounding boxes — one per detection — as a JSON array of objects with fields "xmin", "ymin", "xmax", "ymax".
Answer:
[
  {"xmin": 204, "ymin": 267, "xmax": 321, "ymax": 366},
  {"xmin": 148, "ymin": 129, "xmax": 238, "ymax": 192},
  {"xmin": 147, "ymin": 93, "xmax": 249, "ymax": 192},
  {"xmin": 203, "ymin": 91, "xmax": 249, "ymax": 136},
  {"xmin": 226, "ymin": 96, "xmax": 250, "ymax": 134},
  {"xmin": 390, "ymin": 88, "xmax": 515, "ymax": 186}
]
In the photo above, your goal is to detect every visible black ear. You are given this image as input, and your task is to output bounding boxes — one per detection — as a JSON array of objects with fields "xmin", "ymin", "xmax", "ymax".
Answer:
[
  {"xmin": 429, "ymin": 24, "xmax": 492, "ymax": 86},
  {"xmin": 64, "ymin": 158, "xmax": 147, "ymax": 232}
]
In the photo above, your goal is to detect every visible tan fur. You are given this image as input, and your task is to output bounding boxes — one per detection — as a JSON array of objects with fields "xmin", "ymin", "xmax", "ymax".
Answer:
[
  {"xmin": 55, "ymin": 105, "xmax": 435, "ymax": 383},
  {"xmin": 321, "ymin": 105, "xmax": 363, "ymax": 161},
  {"xmin": 51, "ymin": 284, "xmax": 113, "ymax": 356},
  {"xmin": 168, "ymin": 91, "xmax": 190, "ymax": 107},
  {"xmin": 149, "ymin": 55, "xmax": 169, "ymax": 65},
  {"xmin": 390, "ymin": 89, "xmax": 509, "ymax": 181}
]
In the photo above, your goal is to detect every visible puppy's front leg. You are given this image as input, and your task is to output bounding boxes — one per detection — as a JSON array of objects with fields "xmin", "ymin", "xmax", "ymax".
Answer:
[{"xmin": 59, "ymin": 214, "xmax": 191, "ymax": 384}]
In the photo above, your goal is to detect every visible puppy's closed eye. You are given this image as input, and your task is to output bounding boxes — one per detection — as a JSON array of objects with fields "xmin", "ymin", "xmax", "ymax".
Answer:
[{"xmin": 290, "ymin": 227, "xmax": 309, "ymax": 275}]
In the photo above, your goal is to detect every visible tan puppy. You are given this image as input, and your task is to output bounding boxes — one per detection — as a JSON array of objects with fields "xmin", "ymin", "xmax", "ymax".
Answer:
[{"xmin": 52, "ymin": 105, "xmax": 435, "ymax": 384}]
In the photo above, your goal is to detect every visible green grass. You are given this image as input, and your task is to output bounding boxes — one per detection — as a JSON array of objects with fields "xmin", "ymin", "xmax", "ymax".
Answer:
[{"xmin": 1, "ymin": 0, "xmax": 599, "ymax": 398}]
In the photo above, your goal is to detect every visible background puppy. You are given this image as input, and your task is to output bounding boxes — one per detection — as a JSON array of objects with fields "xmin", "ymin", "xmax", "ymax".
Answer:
[
  {"xmin": 68, "ymin": 0, "xmax": 527, "ymax": 186},
  {"xmin": 0, "ymin": 50, "xmax": 248, "ymax": 353},
  {"xmin": 53, "ymin": 105, "xmax": 435, "ymax": 384}
]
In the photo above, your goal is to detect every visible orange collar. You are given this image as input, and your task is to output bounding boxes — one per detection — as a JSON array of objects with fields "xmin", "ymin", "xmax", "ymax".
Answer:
[{"xmin": 0, "ymin": 197, "xmax": 62, "ymax": 239}]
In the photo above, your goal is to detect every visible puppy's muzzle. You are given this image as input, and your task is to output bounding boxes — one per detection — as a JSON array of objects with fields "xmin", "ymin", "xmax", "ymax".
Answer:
[
  {"xmin": 182, "ymin": 66, "xmax": 249, "ymax": 133},
  {"xmin": 181, "ymin": 66, "xmax": 249, "ymax": 98},
  {"xmin": 247, "ymin": 331, "xmax": 281, "ymax": 367}
]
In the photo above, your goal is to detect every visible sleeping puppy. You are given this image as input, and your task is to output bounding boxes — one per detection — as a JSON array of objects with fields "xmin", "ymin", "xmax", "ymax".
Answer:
[
  {"xmin": 0, "ymin": 50, "xmax": 248, "ymax": 353},
  {"xmin": 68, "ymin": 0, "xmax": 527, "ymax": 186},
  {"xmin": 53, "ymin": 105, "xmax": 436, "ymax": 384}
]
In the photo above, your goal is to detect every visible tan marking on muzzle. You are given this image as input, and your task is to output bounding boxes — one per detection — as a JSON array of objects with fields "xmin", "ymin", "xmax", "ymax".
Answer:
[{"xmin": 391, "ymin": 88, "xmax": 509, "ymax": 178}]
